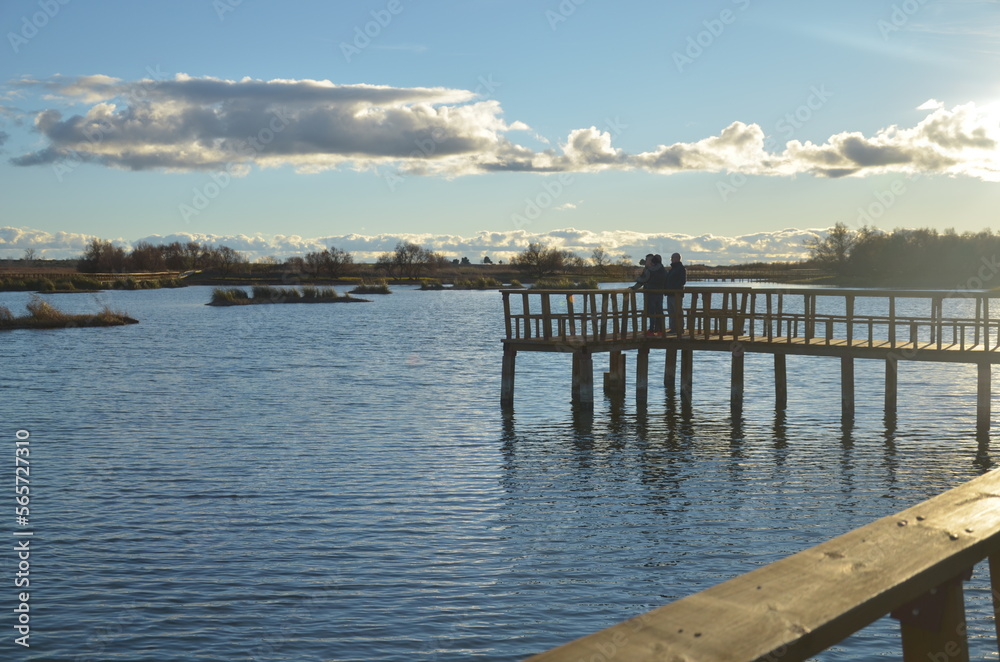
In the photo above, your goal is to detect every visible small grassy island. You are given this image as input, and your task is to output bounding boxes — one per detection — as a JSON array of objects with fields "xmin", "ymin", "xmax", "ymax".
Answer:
[
  {"xmin": 0, "ymin": 296, "xmax": 138, "ymax": 331},
  {"xmin": 208, "ymin": 285, "xmax": 370, "ymax": 306}
]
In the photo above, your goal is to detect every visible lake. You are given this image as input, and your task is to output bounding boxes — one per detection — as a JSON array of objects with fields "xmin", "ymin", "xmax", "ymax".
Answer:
[{"xmin": 2, "ymin": 284, "xmax": 997, "ymax": 661}]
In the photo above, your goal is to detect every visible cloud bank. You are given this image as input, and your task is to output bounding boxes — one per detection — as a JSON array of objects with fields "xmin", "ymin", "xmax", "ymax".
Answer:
[
  {"xmin": 7, "ymin": 74, "xmax": 1000, "ymax": 181},
  {"xmin": 0, "ymin": 225, "xmax": 825, "ymax": 265}
]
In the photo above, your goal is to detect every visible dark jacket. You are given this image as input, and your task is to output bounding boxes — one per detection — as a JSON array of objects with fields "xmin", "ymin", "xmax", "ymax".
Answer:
[
  {"xmin": 633, "ymin": 262, "xmax": 667, "ymax": 290},
  {"xmin": 666, "ymin": 261, "xmax": 686, "ymax": 289}
]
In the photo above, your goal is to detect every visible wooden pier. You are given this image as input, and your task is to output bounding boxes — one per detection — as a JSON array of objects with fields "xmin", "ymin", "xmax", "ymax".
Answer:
[{"xmin": 500, "ymin": 286, "xmax": 1000, "ymax": 430}]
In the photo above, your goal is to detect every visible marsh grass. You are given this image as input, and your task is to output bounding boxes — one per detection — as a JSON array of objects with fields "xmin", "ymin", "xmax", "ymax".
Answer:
[
  {"xmin": 209, "ymin": 285, "xmax": 363, "ymax": 306},
  {"xmin": 0, "ymin": 295, "xmax": 137, "ymax": 330},
  {"xmin": 530, "ymin": 277, "xmax": 599, "ymax": 290},
  {"xmin": 350, "ymin": 279, "xmax": 391, "ymax": 294},
  {"xmin": 418, "ymin": 278, "xmax": 444, "ymax": 290},
  {"xmin": 452, "ymin": 277, "xmax": 503, "ymax": 290}
]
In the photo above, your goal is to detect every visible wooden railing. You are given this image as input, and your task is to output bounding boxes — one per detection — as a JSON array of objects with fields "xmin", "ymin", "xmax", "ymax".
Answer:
[
  {"xmin": 528, "ymin": 467, "xmax": 1000, "ymax": 661},
  {"xmin": 502, "ymin": 287, "xmax": 1000, "ymax": 352}
]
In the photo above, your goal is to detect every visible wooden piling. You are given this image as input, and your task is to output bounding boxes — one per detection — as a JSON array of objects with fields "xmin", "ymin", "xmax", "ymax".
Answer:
[
  {"xmin": 774, "ymin": 353, "xmax": 787, "ymax": 410},
  {"xmin": 885, "ymin": 356, "xmax": 898, "ymax": 418},
  {"xmin": 603, "ymin": 350, "xmax": 626, "ymax": 396},
  {"xmin": 841, "ymin": 357, "xmax": 855, "ymax": 419},
  {"xmin": 664, "ymin": 348, "xmax": 677, "ymax": 389},
  {"xmin": 978, "ymin": 362, "xmax": 991, "ymax": 430},
  {"xmin": 571, "ymin": 351, "xmax": 594, "ymax": 406},
  {"xmin": 680, "ymin": 350, "xmax": 693, "ymax": 405},
  {"xmin": 731, "ymin": 349, "xmax": 744, "ymax": 411},
  {"xmin": 636, "ymin": 347, "xmax": 649, "ymax": 403},
  {"xmin": 501, "ymin": 346, "xmax": 516, "ymax": 407}
]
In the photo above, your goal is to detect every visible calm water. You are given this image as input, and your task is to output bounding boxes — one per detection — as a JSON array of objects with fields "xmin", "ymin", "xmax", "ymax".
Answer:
[{"xmin": 2, "ymin": 285, "xmax": 998, "ymax": 661}]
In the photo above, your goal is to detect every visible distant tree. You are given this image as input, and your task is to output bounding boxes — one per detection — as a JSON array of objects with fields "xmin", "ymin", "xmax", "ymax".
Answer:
[
  {"xmin": 128, "ymin": 241, "xmax": 167, "ymax": 272},
  {"xmin": 805, "ymin": 223, "xmax": 874, "ymax": 274},
  {"xmin": 512, "ymin": 242, "xmax": 568, "ymax": 278},
  {"xmin": 482, "ymin": 256, "xmax": 493, "ymax": 264},
  {"xmin": 78, "ymin": 239, "xmax": 127, "ymax": 273},
  {"xmin": 377, "ymin": 241, "xmax": 446, "ymax": 279},
  {"xmin": 22, "ymin": 248, "xmax": 37, "ymax": 265},
  {"xmin": 591, "ymin": 246, "xmax": 611, "ymax": 274},
  {"xmin": 460, "ymin": 256, "xmax": 471, "ymax": 265}
]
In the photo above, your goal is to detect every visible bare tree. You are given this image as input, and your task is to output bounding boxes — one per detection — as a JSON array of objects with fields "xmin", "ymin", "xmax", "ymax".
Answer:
[{"xmin": 511, "ymin": 242, "xmax": 566, "ymax": 279}]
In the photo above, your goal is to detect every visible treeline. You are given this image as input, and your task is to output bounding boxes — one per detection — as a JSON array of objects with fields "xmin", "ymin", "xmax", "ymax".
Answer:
[
  {"xmin": 78, "ymin": 239, "xmax": 245, "ymax": 274},
  {"xmin": 806, "ymin": 224, "xmax": 1000, "ymax": 287},
  {"xmin": 71, "ymin": 237, "xmax": 638, "ymax": 281}
]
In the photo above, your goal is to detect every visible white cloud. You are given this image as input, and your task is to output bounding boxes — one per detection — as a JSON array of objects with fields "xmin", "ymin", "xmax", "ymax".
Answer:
[
  {"xmin": 0, "ymin": 225, "xmax": 828, "ymax": 265},
  {"xmin": 7, "ymin": 74, "xmax": 999, "ymax": 181}
]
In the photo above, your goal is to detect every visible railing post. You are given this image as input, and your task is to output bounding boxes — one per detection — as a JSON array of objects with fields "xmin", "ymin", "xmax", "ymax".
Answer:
[
  {"xmin": 891, "ymin": 572, "xmax": 970, "ymax": 662},
  {"xmin": 541, "ymin": 293, "xmax": 552, "ymax": 340},
  {"xmin": 502, "ymin": 291, "xmax": 512, "ymax": 339}
]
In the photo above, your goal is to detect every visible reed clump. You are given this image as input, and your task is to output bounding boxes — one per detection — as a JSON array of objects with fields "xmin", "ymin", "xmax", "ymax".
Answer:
[
  {"xmin": 0, "ymin": 295, "xmax": 138, "ymax": 330},
  {"xmin": 452, "ymin": 277, "xmax": 504, "ymax": 290},
  {"xmin": 350, "ymin": 279, "xmax": 391, "ymax": 294},
  {"xmin": 208, "ymin": 285, "xmax": 366, "ymax": 306},
  {"xmin": 418, "ymin": 278, "xmax": 444, "ymax": 290},
  {"xmin": 530, "ymin": 277, "xmax": 599, "ymax": 290}
]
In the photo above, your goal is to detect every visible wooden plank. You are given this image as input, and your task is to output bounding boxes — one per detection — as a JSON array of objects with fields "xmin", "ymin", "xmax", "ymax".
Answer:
[
  {"xmin": 502, "ymin": 292, "xmax": 512, "ymax": 339},
  {"xmin": 526, "ymin": 468, "xmax": 1000, "ymax": 662}
]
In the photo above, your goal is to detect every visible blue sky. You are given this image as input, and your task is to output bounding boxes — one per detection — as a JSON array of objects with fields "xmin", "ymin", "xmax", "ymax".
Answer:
[{"xmin": 1, "ymin": 0, "xmax": 999, "ymax": 262}]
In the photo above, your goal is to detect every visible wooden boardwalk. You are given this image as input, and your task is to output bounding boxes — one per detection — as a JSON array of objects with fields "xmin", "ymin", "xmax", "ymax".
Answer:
[{"xmin": 501, "ymin": 286, "xmax": 1000, "ymax": 428}]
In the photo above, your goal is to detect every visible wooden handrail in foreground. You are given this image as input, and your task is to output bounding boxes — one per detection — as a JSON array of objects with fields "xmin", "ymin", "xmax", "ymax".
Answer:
[{"xmin": 527, "ymin": 468, "xmax": 1000, "ymax": 661}]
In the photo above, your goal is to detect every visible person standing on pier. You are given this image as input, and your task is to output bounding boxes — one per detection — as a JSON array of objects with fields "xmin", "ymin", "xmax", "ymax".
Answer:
[
  {"xmin": 666, "ymin": 252, "xmax": 687, "ymax": 335},
  {"xmin": 631, "ymin": 254, "xmax": 668, "ymax": 336}
]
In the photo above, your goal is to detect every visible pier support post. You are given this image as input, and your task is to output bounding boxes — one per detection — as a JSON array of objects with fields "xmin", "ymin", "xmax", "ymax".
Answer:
[
  {"xmin": 841, "ymin": 357, "xmax": 855, "ymax": 419},
  {"xmin": 603, "ymin": 351, "xmax": 626, "ymax": 396},
  {"xmin": 636, "ymin": 347, "xmax": 649, "ymax": 404},
  {"xmin": 978, "ymin": 362, "xmax": 991, "ymax": 432},
  {"xmin": 680, "ymin": 350, "xmax": 693, "ymax": 406},
  {"xmin": 885, "ymin": 356, "xmax": 898, "ymax": 419},
  {"xmin": 731, "ymin": 349, "xmax": 744, "ymax": 412},
  {"xmin": 774, "ymin": 353, "xmax": 787, "ymax": 410},
  {"xmin": 501, "ymin": 346, "xmax": 516, "ymax": 407},
  {"xmin": 572, "ymin": 351, "xmax": 594, "ymax": 407},
  {"xmin": 664, "ymin": 348, "xmax": 677, "ymax": 389}
]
